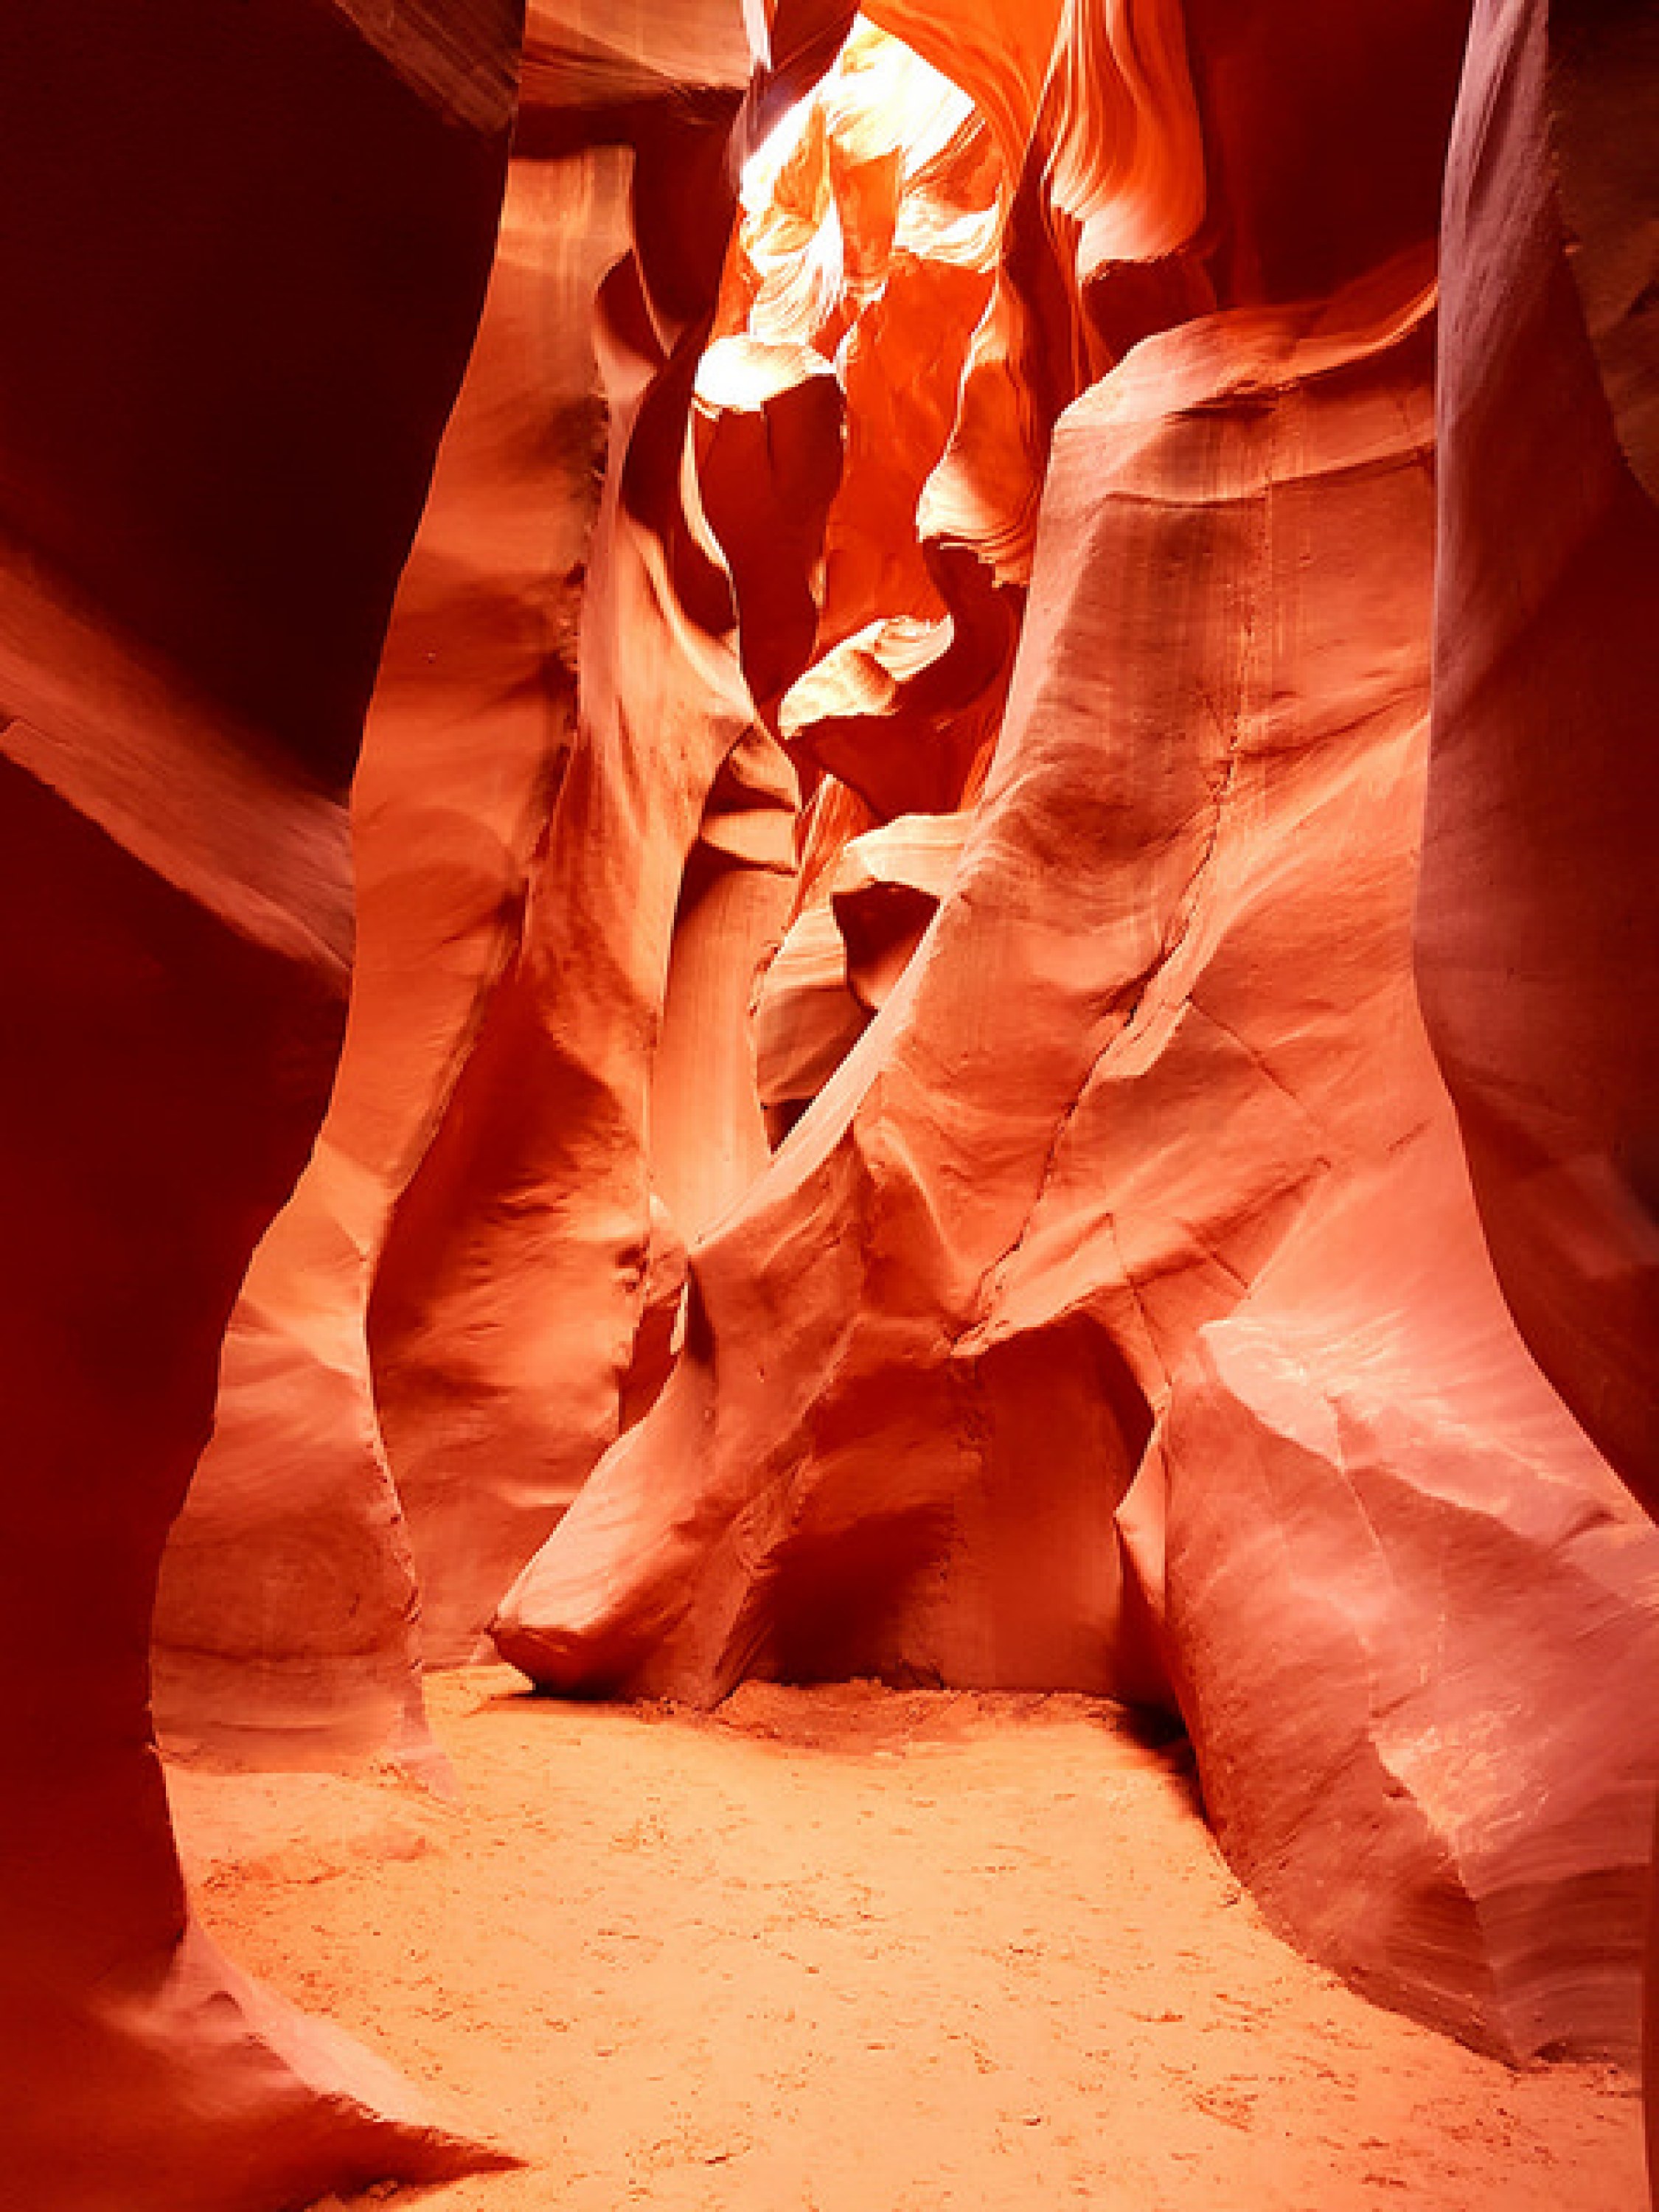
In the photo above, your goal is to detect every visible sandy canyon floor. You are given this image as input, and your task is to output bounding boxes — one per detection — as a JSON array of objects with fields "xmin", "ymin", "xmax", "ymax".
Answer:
[{"xmin": 168, "ymin": 1669, "xmax": 1645, "ymax": 2212}]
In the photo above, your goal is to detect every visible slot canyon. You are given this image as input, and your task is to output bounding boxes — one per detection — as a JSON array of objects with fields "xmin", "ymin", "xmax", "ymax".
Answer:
[{"xmin": 1, "ymin": 1, "xmax": 1656, "ymax": 2208}]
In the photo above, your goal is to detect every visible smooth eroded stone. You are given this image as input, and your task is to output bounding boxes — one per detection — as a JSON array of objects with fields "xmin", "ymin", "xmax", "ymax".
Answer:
[
  {"xmin": 1419, "ymin": 0, "xmax": 1659, "ymax": 1518},
  {"xmin": 0, "ymin": 2, "xmax": 520, "ymax": 2200},
  {"xmin": 498, "ymin": 241, "xmax": 1659, "ymax": 2058}
]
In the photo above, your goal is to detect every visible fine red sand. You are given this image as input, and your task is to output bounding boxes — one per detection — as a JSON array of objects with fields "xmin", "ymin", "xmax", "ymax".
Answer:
[{"xmin": 168, "ymin": 1669, "xmax": 1646, "ymax": 2211}]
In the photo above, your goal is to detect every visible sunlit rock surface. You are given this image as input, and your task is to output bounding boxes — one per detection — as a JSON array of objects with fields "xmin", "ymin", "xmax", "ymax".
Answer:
[
  {"xmin": 497, "ymin": 0, "xmax": 1659, "ymax": 2065},
  {"xmin": 46, "ymin": 0, "xmax": 1655, "ymax": 2139},
  {"xmin": 156, "ymin": 1, "xmax": 796, "ymax": 1711},
  {"xmin": 360, "ymin": 3, "xmax": 797, "ymax": 1663},
  {"xmin": 0, "ymin": 1, "xmax": 519, "ymax": 2204},
  {"xmin": 154, "ymin": 6, "xmax": 635, "ymax": 1754}
]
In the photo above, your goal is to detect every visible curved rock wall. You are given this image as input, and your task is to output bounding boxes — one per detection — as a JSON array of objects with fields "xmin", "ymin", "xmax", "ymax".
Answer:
[
  {"xmin": 1420, "ymin": 0, "xmax": 1659, "ymax": 1522},
  {"xmin": 153, "ymin": 8, "xmax": 637, "ymax": 1756},
  {"xmin": 71, "ymin": 0, "xmax": 1659, "ymax": 2140},
  {"xmin": 362, "ymin": 10, "xmax": 794, "ymax": 1664},
  {"xmin": 496, "ymin": 0, "xmax": 1659, "ymax": 2067},
  {"xmin": 0, "ymin": 3, "xmax": 521, "ymax": 2203}
]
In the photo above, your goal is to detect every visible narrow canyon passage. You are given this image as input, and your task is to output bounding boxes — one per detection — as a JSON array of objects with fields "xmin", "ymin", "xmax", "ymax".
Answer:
[
  {"xmin": 171, "ymin": 1672, "xmax": 1643, "ymax": 2212},
  {"xmin": 5, "ymin": 4, "xmax": 1655, "ymax": 2205}
]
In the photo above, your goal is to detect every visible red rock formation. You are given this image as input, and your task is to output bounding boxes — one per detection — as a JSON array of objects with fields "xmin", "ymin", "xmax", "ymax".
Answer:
[
  {"xmin": 1419, "ymin": 0, "xmax": 1659, "ymax": 2171},
  {"xmin": 344, "ymin": 3, "xmax": 1035, "ymax": 1669},
  {"xmin": 158, "ymin": 5, "xmax": 1057, "ymax": 1703},
  {"xmin": 0, "ymin": 4, "xmax": 519, "ymax": 2202},
  {"xmin": 361, "ymin": 10, "xmax": 795, "ymax": 1663},
  {"xmin": 153, "ymin": 10, "xmax": 636, "ymax": 1764},
  {"xmin": 154, "ymin": 2, "xmax": 800, "ymax": 1717},
  {"xmin": 498, "ymin": 0, "xmax": 1659, "ymax": 2065},
  {"xmin": 1419, "ymin": 0, "xmax": 1659, "ymax": 1529},
  {"xmin": 43, "ymin": 0, "xmax": 1648, "ymax": 2133},
  {"xmin": 734, "ymin": 13, "xmax": 1043, "ymax": 1134}
]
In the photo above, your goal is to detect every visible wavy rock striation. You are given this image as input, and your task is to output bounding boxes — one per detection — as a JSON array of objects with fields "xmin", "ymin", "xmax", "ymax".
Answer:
[
  {"xmin": 0, "ymin": 4, "xmax": 521, "ymax": 2202},
  {"xmin": 498, "ymin": 0, "xmax": 1659, "ymax": 2065},
  {"xmin": 359, "ymin": 4, "xmax": 799, "ymax": 1663},
  {"xmin": 153, "ymin": 2, "xmax": 637, "ymax": 1754},
  {"xmin": 102, "ymin": 0, "xmax": 1659, "ymax": 2105},
  {"xmin": 1420, "ymin": 0, "xmax": 1659, "ymax": 1523}
]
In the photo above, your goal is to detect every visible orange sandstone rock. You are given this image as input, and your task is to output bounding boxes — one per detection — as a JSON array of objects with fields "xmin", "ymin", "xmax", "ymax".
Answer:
[
  {"xmin": 71, "ymin": 0, "xmax": 1656, "ymax": 2105},
  {"xmin": 498, "ymin": 1, "xmax": 1659, "ymax": 2063},
  {"xmin": 1420, "ymin": 0, "xmax": 1659, "ymax": 1525},
  {"xmin": 159, "ymin": 3, "xmax": 800, "ymax": 1705},
  {"xmin": 1420, "ymin": 0, "xmax": 1659, "ymax": 2163},
  {"xmin": 163, "ymin": 7, "xmax": 1051, "ymax": 1705},
  {"xmin": 363, "ymin": 7, "xmax": 804, "ymax": 1663},
  {"xmin": 154, "ymin": 18, "xmax": 634, "ymax": 1761},
  {"xmin": 0, "ymin": 3, "xmax": 518, "ymax": 2202}
]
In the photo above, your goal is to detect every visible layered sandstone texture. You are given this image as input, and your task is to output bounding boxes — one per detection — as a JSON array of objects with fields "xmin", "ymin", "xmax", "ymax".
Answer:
[
  {"xmin": 498, "ymin": 0, "xmax": 1659, "ymax": 2068},
  {"xmin": 159, "ymin": 0, "xmax": 1020, "ymax": 1706},
  {"xmin": 0, "ymin": 4, "xmax": 520, "ymax": 2206},
  {"xmin": 367, "ymin": 0, "xmax": 1048, "ymax": 1664},
  {"xmin": 153, "ymin": 2, "xmax": 787, "ymax": 1742},
  {"xmin": 1419, "ymin": 0, "xmax": 1659, "ymax": 1522},
  {"xmin": 79, "ymin": 0, "xmax": 1659, "ymax": 2149},
  {"xmin": 153, "ymin": 2, "xmax": 641, "ymax": 1756},
  {"xmin": 361, "ymin": 1, "xmax": 790, "ymax": 1664}
]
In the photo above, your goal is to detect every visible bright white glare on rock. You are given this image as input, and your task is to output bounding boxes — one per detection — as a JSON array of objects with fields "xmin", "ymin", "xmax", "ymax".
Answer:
[{"xmin": 739, "ymin": 16, "xmax": 979, "ymax": 219}]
